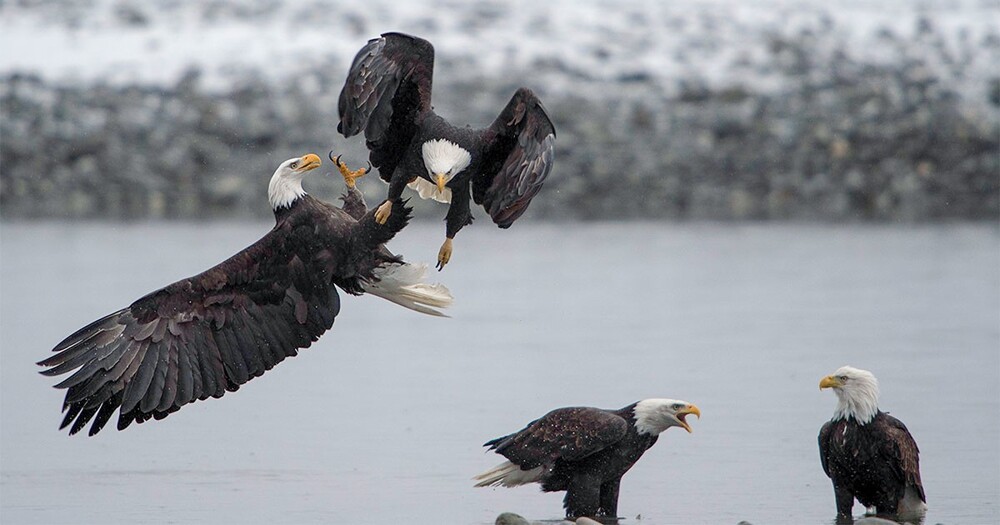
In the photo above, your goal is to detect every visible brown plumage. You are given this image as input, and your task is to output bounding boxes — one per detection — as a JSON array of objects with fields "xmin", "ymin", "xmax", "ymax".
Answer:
[
  {"xmin": 819, "ymin": 366, "xmax": 927, "ymax": 520},
  {"xmin": 475, "ymin": 399, "xmax": 700, "ymax": 520},
  {"xmin": 338, "ymin": 32, "xmax": 555, "ymax": 269},
  {"xmin": 38, "ymin": 154, "xmax": 450, "ymax": 436}
]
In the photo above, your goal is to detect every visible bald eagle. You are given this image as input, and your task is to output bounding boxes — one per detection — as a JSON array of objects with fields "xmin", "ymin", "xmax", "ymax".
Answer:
[
  {"xmin": 337, "ymin": 32, "xmax": 556, "ymax": 270},
  {"xmin": 38, "ymin": 154, "xmax": 452, "ymax": 436},
  {"xmin": 819, "ymin": 366, "xmax": 927, "ymax": 521},
  {"xmin": 474, "ymin": 399, "xmax": 700, "ymax": 520}
]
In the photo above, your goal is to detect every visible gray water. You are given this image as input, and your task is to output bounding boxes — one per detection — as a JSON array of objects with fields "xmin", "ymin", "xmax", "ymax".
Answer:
[{"xmin": 1, "ymin": 221, "xmax": 997, "ymax": 524}]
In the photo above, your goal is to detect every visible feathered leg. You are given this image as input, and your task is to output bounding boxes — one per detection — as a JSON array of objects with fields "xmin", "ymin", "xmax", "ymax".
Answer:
[
  {"xmin": 564, "ymin": 474, "xmax": 601, "ymax": 519},
  {"xmin": 439, "ymin": 182, "xmax": 472, "ymax": 270},
  {"xmin": 598, "ymin": 477, "xmax": 622, "ymax": 518}
]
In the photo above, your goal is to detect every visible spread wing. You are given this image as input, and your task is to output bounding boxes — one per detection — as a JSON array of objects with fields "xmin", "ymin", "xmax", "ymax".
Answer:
[
  {"xmin": 474, "ymin": 87, "xmax": 556, "ymax": 228},
  {"xmin": 484, "ymin": 407, "xmax": 628, "ymax": 470},
  {"xmin": 38, "ymin": 223, "xmax": 342, "ymax": 436},
  {"xmin": 880, "ymin": 414, "xmax": 926, "ymax": 502},
  {"xmin": 337, "ymin": 32, "xmax": 434, "ymax": 181}
]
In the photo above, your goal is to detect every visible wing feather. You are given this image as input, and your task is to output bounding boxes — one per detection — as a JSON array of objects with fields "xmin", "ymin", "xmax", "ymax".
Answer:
[
  {"xmin": 338, "ymin": 32, "xmax": 433, "ymax": 138},
  {"xmin": 881, "ymin": 414, "xmax": 926, "ymax": 502},
  {"xmin": 818, "ymin": 420, "xmax": 834, "ymax": 478},
  {"xmin": 338, "ymin": 32, "xmax": 434, "ymax": 180},
  {"xmin": 485, "ymin": 407, "xmax": 628, "ymax": 470},
  {"xmin": 474, "ymin": 87, "xmax": 556, "ymax": 228},
  {"xmin": 39, "ymin": 226, "xmax": 342, "ymax": 436}
]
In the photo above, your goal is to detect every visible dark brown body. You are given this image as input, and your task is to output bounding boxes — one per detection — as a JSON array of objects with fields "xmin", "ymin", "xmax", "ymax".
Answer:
[
  {"xmin": 39, "ymin": 189, "xmax": 411, "ymax": 436},
  {"xmin": 485, "ymin": 403, "xmax": 657, "ymax": 519},
  {"xmin": 338, "ymin": 32, "xmax": 555, "ymax": 239},
  {"xmin": 819, "ymin": 411, "xmax": 926, "ymax": 518}
]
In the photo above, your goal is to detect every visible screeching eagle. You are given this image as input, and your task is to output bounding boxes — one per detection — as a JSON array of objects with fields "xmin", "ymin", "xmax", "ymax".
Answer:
[
  {"xmin": 474, "ymin": 399, "xmax": 700, "ymax": 520},
  {"xmin": 819, "ymin": 366, "xmax": 927, "ymax": 521},
  {"xmin": 38, "ymin": 155, "xmax": 452, "ymax": 436},
  {"xmin": 337, "ymin": 32, "xmax": 556, "ymax": 270}
]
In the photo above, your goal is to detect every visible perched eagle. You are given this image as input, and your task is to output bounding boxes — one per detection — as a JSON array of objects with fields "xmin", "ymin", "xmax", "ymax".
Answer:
[
  {"xmin": 819, "ymin": 366, "xmax": 927, "ymax": 521},
  {"xmin": 474, "ymin": 399, "xmax": 700, "ymax": 520},
  {"xmin": 337, "ymin": 32, "xmax": 556, "ymax": 270},
  {"xmin": 38, "ymin": 154, "xmax": 452, "ymax": 436}
]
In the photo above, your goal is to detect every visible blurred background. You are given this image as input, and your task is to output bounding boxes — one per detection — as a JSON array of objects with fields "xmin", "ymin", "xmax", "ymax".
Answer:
[
  {"xmin": 1, "ymin": 0, "xmax": 997, "ymax": 221},
  {"xmin": 2, "ymin": 2, "xmax": 999, "ymax": 524}
]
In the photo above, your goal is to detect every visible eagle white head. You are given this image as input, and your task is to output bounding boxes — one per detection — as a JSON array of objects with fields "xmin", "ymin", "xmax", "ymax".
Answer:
[
  {"xmin": 633, "ymin": 398, "xmax": 701, "ymax": 435},
  {"xmin": 820, "ymin": 365, "xmax": 880, "ymax": 425},
  {"xmin": 268, "ymin": 153, "xmax": 322, "ymax": 210},
  {"xmin": 414, "ymin": 139, "xmax": 472, "ymax": 203}
]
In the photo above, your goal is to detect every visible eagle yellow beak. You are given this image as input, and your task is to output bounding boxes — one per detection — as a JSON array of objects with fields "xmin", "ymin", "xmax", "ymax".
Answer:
[
  {"xmin": 296, "ymin": 153, "xmax": 322, "ymax": 172},
  {"xmin": 819, "ymin": 375, "xmax": 840, "ymax": 390},
  {"xmin": 676, "ymin": 404, "xmax": 701, "ymax": 433},
  {"xmin": 435, "ymin": 173, "xmax": 447, "ymax": 192}
]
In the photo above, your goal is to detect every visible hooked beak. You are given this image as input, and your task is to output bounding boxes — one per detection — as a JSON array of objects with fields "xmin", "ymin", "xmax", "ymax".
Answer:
[
  {"xmin": 296, "ymin": 153, "xmax": 322, "ymax": 172},
  {"xmin": 434, "ymin": 173, "xmax": 448, "ymax": 192},
  {"xmin": 674, "ymin": 404, "xmax": 701, "ymax": 433},
  {"xmin": 819, "ymin": 375, "xmax": 840, "ymax": 390}
]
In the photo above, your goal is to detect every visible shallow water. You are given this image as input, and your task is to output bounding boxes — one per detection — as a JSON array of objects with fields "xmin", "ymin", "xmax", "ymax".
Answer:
[{"xmin": 1, "ymin": 221, "xmax": 998, "ymax": 524}]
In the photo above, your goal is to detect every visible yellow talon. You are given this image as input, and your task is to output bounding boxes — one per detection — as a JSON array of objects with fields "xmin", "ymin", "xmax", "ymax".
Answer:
[
  {"xmin": 436, "ymin": 238, "xmax": 453, "ymax": 271},
  {"xmin": 331, "ymin": 153, "xmax": 370, "ymax": 188},
  {"xmin": 374, "ymin": 200, "xmax": 392, "ymax": 225}
]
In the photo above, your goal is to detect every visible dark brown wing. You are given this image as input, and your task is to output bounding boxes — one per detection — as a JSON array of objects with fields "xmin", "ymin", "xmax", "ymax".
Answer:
[
  {"xmin": 337, "ymin": 32, "xmax": 434, "ymax": 182},
  {"xmin": 484, "ymin": 407, "xmax": 628, "ymax": 469},
  {"xmin": 38, "ymin": 221, "xmax": 343, "ymax": 436},
  {"xmin": 473, "ymin": 87, "xmax": 556, "ymax": 228},
  {"xmin": 880, "ymin": 414, "xmax": 926, "ymax": 502},
  {"xmin": 818, "ymin": 419, "xmax": 835, "ymax": 478}
]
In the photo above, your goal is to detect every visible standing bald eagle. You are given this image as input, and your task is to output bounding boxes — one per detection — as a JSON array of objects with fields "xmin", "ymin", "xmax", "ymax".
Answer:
[
  {"xmin": 337, "ymin": 32, "xmax": 556, "ymax": 270},
  {"xmin": 38, "ymin": 155, "xmax": 452, "ymax": 436},
  {"xmin": 474, "ymin": 399, "xmax": 700, "ymax": 520},
  {"xmin": 819, "ymin": 366, "xmax": 927, "ymax": 521}
]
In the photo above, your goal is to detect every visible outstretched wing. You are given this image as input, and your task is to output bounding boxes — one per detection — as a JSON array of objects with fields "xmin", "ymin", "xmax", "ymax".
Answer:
[
  {"xmin": 484, "ymin": 407, "xmax": 628, "ymax": 470},
  {"xmin": 474, "ymin": 87, "xmax": 556, "ymax": 228},
  {"xmin": 337, "ymin": 32, "xmax": 434, "ymax": 181},
  {"xmin": 38, "ymin": 223, "xmax": 342, "ymax": 436},
  {"xmin": 880, "ymin": 414, "xmax": 926, "ymax": 502}
]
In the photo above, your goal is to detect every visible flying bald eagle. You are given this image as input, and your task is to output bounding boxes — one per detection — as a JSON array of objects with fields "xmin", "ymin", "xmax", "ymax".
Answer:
[
  {"xmin": 38, "ymin": 154, "xmax": 452, "ymax": 436},
  {"xmin": 337, "ymin": 32, "xmax": 556, "ymax": 270},
  {"xmin": 819, "ymin": 366, "xmax": 927, "ymax": 521},
  {"xmin": 474, "ymin": 399, "xmax": 700, "ymax": 520}
]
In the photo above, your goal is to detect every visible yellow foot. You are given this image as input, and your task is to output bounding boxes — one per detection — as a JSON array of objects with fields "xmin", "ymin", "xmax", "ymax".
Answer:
[
  {"xmin": 330, "ymin": 153, "xmax": 370, "ymax": 188},
  {"xmin": 436, "ymin": 238, "xmax": 453, "ymax": 271},
  {"xmin": 374, "ymin": 200, "xmax": 392, "ymax": 225}
]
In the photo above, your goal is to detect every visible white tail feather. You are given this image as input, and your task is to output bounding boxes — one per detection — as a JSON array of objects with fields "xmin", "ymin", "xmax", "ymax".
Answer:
[
  {"xmin": 362, "ymin": 262, "xmax": 453, "ymax": 317},
  {"xmin": 473, "ymin": 461, "xmax": 544, "ymax": 488}
]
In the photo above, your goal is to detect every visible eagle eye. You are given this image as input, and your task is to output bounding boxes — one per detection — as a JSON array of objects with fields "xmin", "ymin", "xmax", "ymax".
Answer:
[
  {"xmin": 839, "ymin": 375, "xmax": 849, "ymax": 381},
  {"xmin": 290, "ymin": 161, "xmax": 299, "ymax": 169}
]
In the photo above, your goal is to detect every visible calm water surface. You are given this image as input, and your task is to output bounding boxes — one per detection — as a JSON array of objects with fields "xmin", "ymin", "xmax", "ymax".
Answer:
[{"xmin": 1, "ymin": 221, "xmax": 997, "ymax": 524}]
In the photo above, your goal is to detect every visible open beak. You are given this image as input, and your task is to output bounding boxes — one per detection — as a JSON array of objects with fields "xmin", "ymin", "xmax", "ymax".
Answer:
[
  {"xmin": 435, "ymin": 173, "xmax": 447, "ymax": 192},
  {"xmin": 296, "ymin": 153, "xmax": 322, "ymax": 172},
  {"xmin": 675, "ymin": 404, "xmax": 701, "ymax": 433},
  {"xmin": 819, "ymin": 375, "xmax": 840, "ymax": 390}
]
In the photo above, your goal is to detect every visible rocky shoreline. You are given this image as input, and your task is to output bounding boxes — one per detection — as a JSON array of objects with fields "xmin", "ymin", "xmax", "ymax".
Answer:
[{"xmin": 2, "ymin": 15, "xmax": 997, "ymax": 221}]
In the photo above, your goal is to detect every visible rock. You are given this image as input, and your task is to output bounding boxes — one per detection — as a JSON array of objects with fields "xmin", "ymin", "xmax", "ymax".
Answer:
[{"xmin": 495, "ymin": 512, "xmax": 530, "ymax": 525}]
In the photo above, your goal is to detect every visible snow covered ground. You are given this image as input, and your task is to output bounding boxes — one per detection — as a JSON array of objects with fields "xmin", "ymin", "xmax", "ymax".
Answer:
[{"xmin": 2, "ymin": 0, "xmax": 997, "ymax": 102}]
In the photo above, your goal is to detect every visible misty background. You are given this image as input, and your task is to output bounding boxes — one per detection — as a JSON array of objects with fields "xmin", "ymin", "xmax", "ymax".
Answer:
[
  {"xmin": 2, "ymin": 2, "xmax": 999, "ymax": 524},
  {"xmin": 1, "ymin": 0, "xmax": 997, "ymax": 221}
]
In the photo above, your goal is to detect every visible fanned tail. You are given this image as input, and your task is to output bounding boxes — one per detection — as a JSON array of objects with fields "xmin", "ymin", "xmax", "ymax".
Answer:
[{"xmin": 362, "ymin": 262, "xmax": 453, "ymax": 317}]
